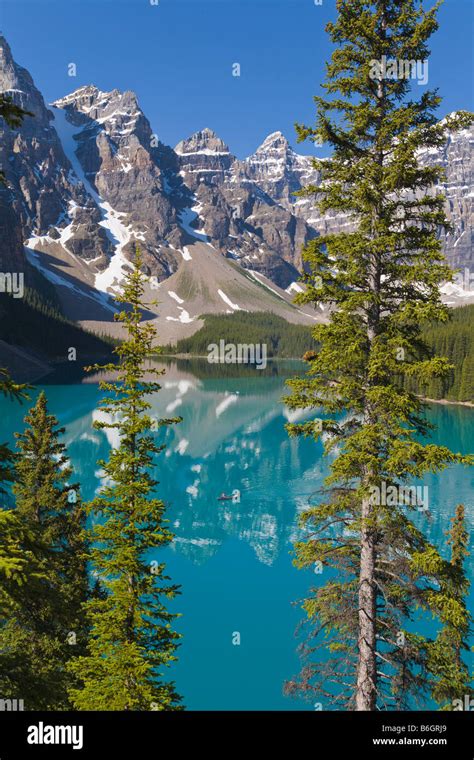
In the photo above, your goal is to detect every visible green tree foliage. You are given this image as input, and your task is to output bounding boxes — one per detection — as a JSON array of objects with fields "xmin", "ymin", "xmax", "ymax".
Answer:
[
  {"xmin": 427, "ymin": 504, "xmax": 472, "ymax": 709},
  {"xmin": 0, "ymin": 370, "xmax": 33, "ymax": 617},
  {"xmin": 0, "ymin": 287, "xmax": 116, "ymax": 361},
  {"xmin": 284, "ymin": 0, "xmax": 473, "ymax": 710},
  {"xmin": 0, "ymin": 370, "xmax": 29, "ymax": 673},
  {"xmin": 403, "ymin": 304, "xmax": 474, "ymax": 402},
  {"xmin": 0, "ymin": 94, "xmax": 32, "ymax": 129},
  {"xmin": 0, "ymin": 369, "xmax": 28, "ymax": 493},
  {"xmin": 0, "ymin": 511, "xmax": 43, "ymax": 615},
  {"xmin": 169, "ymin": 311, "xmax": 318, "ymax": 359},
  {"xmin": 68, "ymin": 247, "xmax": 182, "ymax": 711},
  {"xmin": 0, "ymin": 392, "xmax": 87, "ymax": 709}
]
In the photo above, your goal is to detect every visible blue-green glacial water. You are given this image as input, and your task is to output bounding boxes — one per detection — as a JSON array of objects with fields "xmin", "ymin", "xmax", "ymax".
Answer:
[{"xmin": 1, "ymin": 360, "xmax": 472, "ymax": 710}]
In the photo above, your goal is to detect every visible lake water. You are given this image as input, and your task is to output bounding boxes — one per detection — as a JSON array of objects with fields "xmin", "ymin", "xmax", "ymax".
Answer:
[{"xmin": 1, "ymin": 359, "xmax": 473, "ymax": 710}]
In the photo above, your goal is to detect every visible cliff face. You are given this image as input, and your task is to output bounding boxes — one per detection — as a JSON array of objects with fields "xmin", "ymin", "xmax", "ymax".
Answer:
[
  {"xmin": 0, "ymin": 184, "xmax": 25, "ymax": 276},
  {"xmin": 173, "ymin": 127, "xmax": 318, "ymax": 285},
  {"xmin": 425, "ymin": 125, "xmax": 473, "ymax": 274},
  {"xmin": 51, "ymin": 85, "xmax": 188, "ymax": 279},
  {"xmin": 0, "ymin": 37, "xmax": 113, "ymax": 271}
]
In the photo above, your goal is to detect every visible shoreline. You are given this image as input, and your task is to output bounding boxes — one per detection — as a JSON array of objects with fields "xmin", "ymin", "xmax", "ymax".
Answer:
[
  {"xmin": 421, "ymin": 396, "xmax": 474, "ymax": 409},
  {"xmin": 7, "ymin": 353, "xmax": 474, "ymax": 407},
  {"xmin": 157, "ymin": 353, "xmax": 304, "ymax": 362}
]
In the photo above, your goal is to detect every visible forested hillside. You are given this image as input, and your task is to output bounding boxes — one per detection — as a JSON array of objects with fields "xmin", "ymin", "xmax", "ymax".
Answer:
[
  {"xmin": 169, "ymin": 312, "xmax": 318, "ymax": 359},
  {"xmin": 404, "ymin": 304, "xmax": 474, "ymax": 402},
  {"xmin": 169, "ymin": 306, "xmax": 473, "ymax": 402},
  {"xmin": 0, "ymin": 271, "xmax": 115, "ymax": 362}
]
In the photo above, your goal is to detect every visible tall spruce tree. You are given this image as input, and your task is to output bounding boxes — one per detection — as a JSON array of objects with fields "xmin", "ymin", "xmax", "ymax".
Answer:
[
  {"xmin": 0, "ymin": 392, "xmax": 87, "ymax": 709},
  {"xmin": 284, "ymin": 0, "xmax": 473, "ymax": 710},
  {"xmin": 68, "ymin": 247, "xmax": 182, "ymax": 711}
]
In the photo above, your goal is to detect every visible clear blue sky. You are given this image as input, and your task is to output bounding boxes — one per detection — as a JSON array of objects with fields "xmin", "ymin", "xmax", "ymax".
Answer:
[{"xmin": 1, "ymin": 0, "xmax": 473, "ymax": 158}]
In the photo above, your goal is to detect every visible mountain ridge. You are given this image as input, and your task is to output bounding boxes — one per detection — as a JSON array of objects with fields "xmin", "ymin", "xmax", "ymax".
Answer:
[{"xmin": 0, "ymin": 34, "xmax": 472, "ymax": 348}]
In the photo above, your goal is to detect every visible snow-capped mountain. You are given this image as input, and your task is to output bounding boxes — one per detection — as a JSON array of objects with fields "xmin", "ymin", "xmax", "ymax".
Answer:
[
  {"xmin": 238, "ymin": 131, "xmax": 320, "ymax": 206},
  {"xmin": 0, "ymin": 39, "xmax": 110, "ymax": 290},
  {"xmin": 0, "ymin": 34, "xmax": 473, "ymax": 344},
  {"xmin": 417, "ymin": 125, "xmax": 473, "ymax": 274},
  {"xmin": 173, "ymin": 125, "xmax": 317, "ymax": 285},
  {"xmin": 175, "ymin": 127, "xmax": 234, "ymax": 181}
]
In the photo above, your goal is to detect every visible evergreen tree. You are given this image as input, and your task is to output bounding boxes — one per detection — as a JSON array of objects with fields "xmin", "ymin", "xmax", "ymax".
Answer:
[
  {"xmin": 428, "ymin": 504, "xmax": 472, "ymax": 709},
  {"xmin": 284, "ymin": 0, "xmax": 473, "ymax": 710},
  {"xmin": 68, "ymin": 247, "xmax": 182, "ymax": 711},
  {"xmin": 14, "ymin": 391, "xmax": 87, "ymax": 619},
  {"xmin": 0, "ymin": 392, "xmax": 87, "ymax": 709}
]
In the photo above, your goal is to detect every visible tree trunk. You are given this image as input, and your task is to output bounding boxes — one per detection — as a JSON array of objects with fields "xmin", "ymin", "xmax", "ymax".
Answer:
[
  {"xmin": 354, "ymin": 33, "xmax": 385, "ymax": 706},
  {"xmin": 355, "ymin": 494, "xmax": 377, "ymax": 710}
]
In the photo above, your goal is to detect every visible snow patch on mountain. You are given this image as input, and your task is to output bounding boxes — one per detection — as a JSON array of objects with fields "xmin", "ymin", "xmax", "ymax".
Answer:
[
  {"xmin": 166, "ymin": 307, "xmax": 195, "ymax": 324},
  {"xmin": 176, "ymin": 148, "xmax": 230, "ymax": 157},
  {"xmin": 24, "ymin": 241, "xmax": 116, "ymax": 312},
  {"xmin": 440, "ymin": 280, "xmax": 474, "ymax": 305},
  {"xmin": 286, "ymin": 281, "xmax": 305, "ymax": 294},
  {"xmin": 52, "ymin": 106, "xmax": 132, "ymax": 294},
  {"xmin": 168, "ymin": 290, "xmax": 184, "ymax": 304},
  {"xmin": 217, "ymin": 290, "xmax": 242, "ymax": 311},
  {"xmin": 178, "ymin": 204, "xmax": 209, "ymax": 242}
]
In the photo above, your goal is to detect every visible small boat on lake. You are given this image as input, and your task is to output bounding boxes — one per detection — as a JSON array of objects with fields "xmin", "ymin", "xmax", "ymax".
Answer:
[{"xmin": 217, "ymin": 489, "xmax": 241, "ymax": 503}]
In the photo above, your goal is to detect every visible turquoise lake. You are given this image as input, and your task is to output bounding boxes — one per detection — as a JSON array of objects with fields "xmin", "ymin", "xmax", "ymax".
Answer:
[{"xmin": 1, "ymin": 359, "xmax": 473, "ymax": 710}]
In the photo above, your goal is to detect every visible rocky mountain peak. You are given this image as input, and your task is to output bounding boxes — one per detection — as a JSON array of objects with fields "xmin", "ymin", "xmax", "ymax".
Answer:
[
  {"xmin": 175, "ymin": 128, "xmax": 230, "ymax": 156},
  {"xmin": 0, "ymin": 36, "xmax": 105, "ymax": 239},
  {"xmin": 52, "ymin": 84, "xmax": 104, "ymax": 109},
  {"xmin": 0, "ymin": 34, "xmax": 14, "ymax": 66},
  {"xmin": 0, "ymin": 35, "xmax": 40, "ymax": 113},
  {"xmin": 49, "ymin": 83, "xmax": 186, "ymax": 277},
  {"xmin": 237, "ymin": 131, "xmax": 318, "ymax": 209},
  {"xmin": 52, "ymin": 86, "xmax": 141, "ymax": 130},
  {"xmin": 175, "ymin": 128, "xmax": 235, "ymax": 191},
  {"xmin": 253, "ymin": 131, "xmax": 290, "ymax": 154},
  {"xmin": 0, "ymin": 34, "xmax": 20, "ymax": 74}
]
